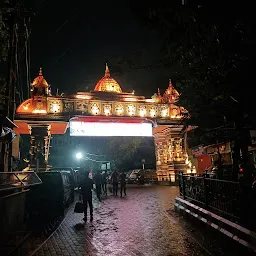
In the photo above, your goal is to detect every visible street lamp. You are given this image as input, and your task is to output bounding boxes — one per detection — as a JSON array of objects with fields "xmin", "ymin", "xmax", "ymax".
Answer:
[{"xmin": 76, "ymin": 152, "xmax": 83, "ymax": 160}]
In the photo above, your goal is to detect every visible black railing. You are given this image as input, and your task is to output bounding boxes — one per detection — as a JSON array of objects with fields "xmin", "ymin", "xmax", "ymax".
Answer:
[
  {"xmin": 179, "ymin": 173, "xmax": 241, "ymax": 221},
  {"xmin": 0, "ymin": 171, "xmax": 42, "ymax": 192}
]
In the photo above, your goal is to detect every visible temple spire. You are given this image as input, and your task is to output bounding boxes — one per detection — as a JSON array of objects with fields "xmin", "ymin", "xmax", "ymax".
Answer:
[
  {"xmin": 169, "ymin": 79, "xmax": 173, "ymax": 88},
  {"xmin": 157, "ymin": 88, "xmax": 161, "ymax": 96},
  {"xmin": 39, "ymin": 67, "xmax": 43, "ymax": 76},
  {"xmin": 105, "ymin": 63, "xmax": 110, "ymax": 76}
]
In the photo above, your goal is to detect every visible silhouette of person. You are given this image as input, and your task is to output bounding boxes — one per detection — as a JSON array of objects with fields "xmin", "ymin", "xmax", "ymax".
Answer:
[
  {"xmin": 102, "ymin": 171, "xmax": 108, "ymax": 195},
  {"xmin": 94, "ymin": 170, "xmax": 102, "ymax": 201},
  {"xmin": 111, "ymin": 170, "xmax": 119, "ymax": 196},
  {"xmin": 79, "ymin": 170, "xmax": 93, "ymax": 222},
  {"xmin": 120, "ymin": 170, "xmax": 127, "ymax": 197}
]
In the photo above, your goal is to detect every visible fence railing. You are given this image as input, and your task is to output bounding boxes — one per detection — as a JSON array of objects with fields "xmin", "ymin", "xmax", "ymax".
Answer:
[
  {"xmin": 0, "ymin": 171, "xmax": 42, "ymax": 192},
  {"xmin": 179, "ymin": 173, "xmax": 241, "ymax": 220}
]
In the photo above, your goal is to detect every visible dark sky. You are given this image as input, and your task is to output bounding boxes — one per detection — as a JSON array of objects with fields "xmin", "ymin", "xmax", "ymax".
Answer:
[{"xmin": 28, "ymin": 0, "xmax": 171, "ymax": 97}]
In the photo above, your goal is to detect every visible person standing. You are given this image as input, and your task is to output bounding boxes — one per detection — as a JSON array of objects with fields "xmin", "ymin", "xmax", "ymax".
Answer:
[
  {"xmin": 94, "ymin": 170, "xmax": 102, "ymax": 201},
  {"xmin": 79, "ymin": 170, "xmax": 93, "ymax": 222},
  {"xmin": 120, "ymin": 170, "xmax": 127, "ymax": 197},
  {"xmin": 102, "ymin": 171, "xmax": 108, "ymax": 195},
  {"xmin": 111, "ymin": 170, "xmax": 119, "ymax": 196}
]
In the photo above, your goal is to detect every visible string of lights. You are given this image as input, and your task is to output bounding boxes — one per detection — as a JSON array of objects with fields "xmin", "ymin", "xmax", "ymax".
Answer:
[{"xmin": 84, "ymin": 156, "xmax": 111, "ymax": 163}]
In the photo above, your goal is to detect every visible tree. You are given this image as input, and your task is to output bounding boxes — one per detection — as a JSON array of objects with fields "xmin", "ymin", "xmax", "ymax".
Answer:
[
  {"xmin": 106, "ymin": 137, "xmax": 155, "ymax": 171},
  {"xmin": 0, "ymin": 1, "xmax": 9, "ymax": 113},
  {"xmin": 130, "ymin": 1, "xmax": 256, "ymax": 128},
  {"xmin": 130, "ymin": 1, "xmax": 256, "ymax": 181}
]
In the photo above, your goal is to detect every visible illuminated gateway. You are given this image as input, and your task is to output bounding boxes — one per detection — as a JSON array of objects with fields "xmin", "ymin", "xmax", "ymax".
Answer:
[{"xmin": 15, "ymin": 64, "xmax": 190, "ymax": 181}]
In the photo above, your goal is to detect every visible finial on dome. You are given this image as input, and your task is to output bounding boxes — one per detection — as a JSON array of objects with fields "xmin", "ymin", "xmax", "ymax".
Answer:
[
  {"xmin": 169, "ymin": 79, "xmax": 173, "ymax": 87},
  {"xmin": 105, "ymin": 63, "xmax": 110, "ymax": 76},
  {"xmin": 39, "ymin": 67, "xmax": 43, "ymax": 76}
]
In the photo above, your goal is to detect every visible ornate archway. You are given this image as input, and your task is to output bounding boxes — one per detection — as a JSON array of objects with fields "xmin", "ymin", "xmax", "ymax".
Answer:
[{"xmin": 14, "ymin": 64, "xmax": 189, "ymax": 180}]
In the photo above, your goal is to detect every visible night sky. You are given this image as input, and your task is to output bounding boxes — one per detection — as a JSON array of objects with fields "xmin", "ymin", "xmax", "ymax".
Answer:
[{"xmin": 28, "ymin": 0, "xmax": 170, "ymax": 98}]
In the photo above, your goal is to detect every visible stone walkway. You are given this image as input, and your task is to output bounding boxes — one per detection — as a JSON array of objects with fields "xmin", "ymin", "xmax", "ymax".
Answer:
[{"xmin": 31, "ymin": 185, "xmax": 208, "ymax": 256}]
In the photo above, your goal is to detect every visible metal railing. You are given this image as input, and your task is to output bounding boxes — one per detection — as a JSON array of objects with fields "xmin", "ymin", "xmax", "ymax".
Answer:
[
  {"xmin": 0, "ymin": 171, "xmax": 42, "ymax": 192},
  {"xmin": 179, "ymin": 173, "xmax": 241, "ymax": 220}
]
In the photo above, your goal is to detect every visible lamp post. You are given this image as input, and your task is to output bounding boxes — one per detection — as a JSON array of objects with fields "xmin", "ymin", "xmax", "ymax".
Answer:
[
  {"xmin": 76, "ymin": 152, "xmax": 83, "ymax": 160},
  {"xmin": 141, "ymin": 159, "xmax": 145, "ymax": 170}
]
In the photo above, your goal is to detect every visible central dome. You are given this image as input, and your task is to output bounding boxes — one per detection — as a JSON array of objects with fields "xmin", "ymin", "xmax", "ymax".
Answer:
[{"xmin": 94, "ymin": 64, "xmax": 122, "ymax": 93}]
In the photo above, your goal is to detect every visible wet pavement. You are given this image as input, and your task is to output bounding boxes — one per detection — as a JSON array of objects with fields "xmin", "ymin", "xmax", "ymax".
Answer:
[{"xmin": 31, "ymin": 185, "xmax": 211, "ymax": 256}]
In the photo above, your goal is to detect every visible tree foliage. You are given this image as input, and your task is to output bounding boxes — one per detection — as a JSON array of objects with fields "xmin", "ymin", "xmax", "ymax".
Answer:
[
  {"xmin": 106, "ymin": 137, "xmax": 155, "ymax": 170},
  {"xmin": 130, "ymin": 1, "xmax": 256, "ymax": 128},
  {"xmin": 0, "ymin": 1, "xmax": 9, "ymax": 113},
  {"xmin": 0, "ymin": 2, "xmax": 8, "ymax": 62}
]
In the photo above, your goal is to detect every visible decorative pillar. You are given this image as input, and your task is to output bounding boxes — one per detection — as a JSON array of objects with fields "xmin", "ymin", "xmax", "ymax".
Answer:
[
  {"xmin": 153, "ymin": 125, "xmax": 186, "ymax": 182},
  {"xmin": 29, "ymin": 124, "xmax": 51, "ymax": 170}
]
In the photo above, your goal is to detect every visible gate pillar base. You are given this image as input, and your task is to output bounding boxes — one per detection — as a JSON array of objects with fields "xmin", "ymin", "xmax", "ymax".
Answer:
[
  {"xmin": 29, "ymin": 124, "xmax": 51, "ymax": 170},
  {"xmin": 153, "ymin": 125, "xmax": 186, "ymax": 182}
]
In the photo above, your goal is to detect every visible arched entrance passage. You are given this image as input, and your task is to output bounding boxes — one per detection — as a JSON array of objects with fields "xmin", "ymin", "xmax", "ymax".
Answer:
[{"xmin": 14, "ymin": 64, "xmax": 189, "ymax": 181}]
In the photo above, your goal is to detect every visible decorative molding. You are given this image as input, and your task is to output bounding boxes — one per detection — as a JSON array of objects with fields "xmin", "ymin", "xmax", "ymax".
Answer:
[{"xmin": 48, "ymin": 99, "xmax": 62, "ymax": 113}]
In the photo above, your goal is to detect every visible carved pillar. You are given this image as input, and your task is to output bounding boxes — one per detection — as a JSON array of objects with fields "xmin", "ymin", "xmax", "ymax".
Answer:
[
  {"xmin": 153, "ymin": 125, "xmax": 186, "ymax": 182},
  {"xmin": 29, "ymin": 124, "xmax": 51, "ymax": 170}
]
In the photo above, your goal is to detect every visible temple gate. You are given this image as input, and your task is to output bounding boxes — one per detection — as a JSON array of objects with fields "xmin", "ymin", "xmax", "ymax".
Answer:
[{"xmin": 14, "ymin": 64, "xmax": 190, "ymax": 181}]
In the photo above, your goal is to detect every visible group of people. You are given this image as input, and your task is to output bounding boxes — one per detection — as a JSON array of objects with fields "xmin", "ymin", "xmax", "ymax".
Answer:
[{"xmin": 79, "ymin": 169, "xmax": 127, "ymax": 222}]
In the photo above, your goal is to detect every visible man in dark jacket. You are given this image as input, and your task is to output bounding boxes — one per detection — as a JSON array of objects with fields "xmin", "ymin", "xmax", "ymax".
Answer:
[{"xmin": 80, "ymin": 170, "xmax": 93, "ymax": 222}]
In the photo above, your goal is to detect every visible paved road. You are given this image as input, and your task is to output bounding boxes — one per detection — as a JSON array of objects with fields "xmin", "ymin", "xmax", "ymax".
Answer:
[{"xmin": 32, "ymin": 185, "xmax": 209, "ymax": 256}]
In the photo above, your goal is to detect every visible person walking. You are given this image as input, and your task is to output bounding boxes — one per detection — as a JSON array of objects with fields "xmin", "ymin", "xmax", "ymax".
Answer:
[
  {"xmin": 102, "ymin": 171, "xmax": 108, "ymax": 195},
  {"xmin": 111, "ymin": 170, "xmax": 119, "ymax": 196},
  {"xmin": 94, "ymin": 170, "xmax": 102, "ymax": 201},
  {"xmin": 120, "ymin": 170, "xmax": 127, "ymax": 197},
  {"xmin": 79, "ymin": 170, "xmax": 93, "ymax": 222}
]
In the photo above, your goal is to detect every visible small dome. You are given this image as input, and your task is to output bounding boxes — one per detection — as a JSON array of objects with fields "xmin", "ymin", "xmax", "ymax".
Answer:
[
  {"xmin": 163, "ymin": 79, "xmax": 179, "ymax": 103},
  {"xmin": 94, "ymin": 64, "xmax": 122, "ymax": 93},
  {"xmin": 31, "ymin": 68, "xmax": 48, "ymax": 88}
]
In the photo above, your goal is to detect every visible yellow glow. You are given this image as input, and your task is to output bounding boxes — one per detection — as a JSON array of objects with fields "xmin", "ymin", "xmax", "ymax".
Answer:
[
  {"xmin": 116, "ymin": 108, "xmax": 123, "ymax": 115},
  {"xmin": 23, "ymin": 106, "xmax": 28, "ymax": 110},
  {"xmin": 170, "ymin": 174, "xmax": 175, "ymax": 182},
  {"xmin": 124, "ymin": 98, "xmax": 137, "ymax": 102},
  {"xmin": 32, "ymin": 110, "xmax": 47, "ymax": 114},
  {"xmin": 161, "ymin": 109, "xmax": 168, "ymax": 117},
  {"xmin": 187, "ymin": 169, "xmax": 191, "ymax": 174},
  {"xmin": 127, "ymin": 105, "xmax": 135, "ymax": 116},
  {"xmin": 139, "ymin": 108, "xmax": 146, "ymax": 117},
  {"xmin": 170, "ymin": 115, "xmax": 182, "ymax": 119},
  {"xmin": 76, "ymin": 95, "xmax": 92, "ymax": 100},
  {"xmin": 157, "ymin": 160, "xmax": 161, "ymax": 166},
  {"xmin": 149, "ymin": 109, "xmax": 156, "ymax": 117},
  {"xmin": 145, "ymin": 99, "xmax": 154, "ymax": 103},
  {"xmin": 91, "ymin": 105, "xmax": 100, "ymax": 115},
  {"xmin": 51, "ymin": 103, "xmax": 61, "ymax": 113},
  {"xmin": 104, "ymin": 108, "xmax": 111, "ymax": 115}
]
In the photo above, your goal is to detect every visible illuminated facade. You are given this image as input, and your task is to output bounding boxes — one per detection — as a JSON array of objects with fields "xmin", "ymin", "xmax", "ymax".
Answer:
[{"xmin": 14, "ymin": 64, "xmax": 190, "ymax": 180}]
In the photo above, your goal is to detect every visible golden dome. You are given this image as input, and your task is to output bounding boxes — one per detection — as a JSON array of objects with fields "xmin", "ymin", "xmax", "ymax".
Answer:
[
  {"xmin": 163, "ymin": 79, "xmax": 179, "ymax": 103},
  {"xmin": 94, "ymin": 64, "xmax": 122, "ymax": 93},
  {"xmin": 31, "ymin": 68, "xmax": 49, "ymax": 88}
]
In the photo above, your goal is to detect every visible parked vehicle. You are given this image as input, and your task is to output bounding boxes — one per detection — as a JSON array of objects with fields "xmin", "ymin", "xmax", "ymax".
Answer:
[
  {"xmin": 127, "ymin": 169, "xmax": 157, "ymax": 184},
  {"xmin": 127, "ymin": 169, "xmax": 140, "ymax": 183},
  {"xmin": 26, "ymin": 171, "xmax": 74, "ymax": 219}
]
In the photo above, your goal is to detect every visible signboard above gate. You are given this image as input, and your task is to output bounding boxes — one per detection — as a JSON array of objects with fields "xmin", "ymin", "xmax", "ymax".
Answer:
[{"xmin": 69, "ymin": 121, "xmax": 153, "ymax": 137}]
